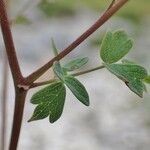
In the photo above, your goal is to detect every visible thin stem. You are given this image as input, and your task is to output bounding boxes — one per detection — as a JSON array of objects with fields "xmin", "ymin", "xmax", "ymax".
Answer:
[
  {"xmin": 9, "ymin": 89, "xmax": 27, "ymax": 150},
  {"xmin": 0, "ymin": 0, "xmax": 23, "ymax": 84},
  {"xmin": 72, "ymin": 65, "xmax": 105, "ymax": 76},
  {"xmin": 0, "ymin": 1, "xmax": 32, "ymax": 150},
  {"xmin": 1, "ymin": 52, "xmax": 9, "ymax": 150},
  {"xmin": 30, "ymin": 65, "xmax": 105, "ymax": 88},
  {"xmin": 0, "ymin": 0, "xmax": 130, "ymax": 150},
  {"xmin": 26, "ymin": 0, "xmax": 129, "ymax": 84},
  {"xmin": 30, "ymin": 79, "xmax": 58, "ymax": 88}
]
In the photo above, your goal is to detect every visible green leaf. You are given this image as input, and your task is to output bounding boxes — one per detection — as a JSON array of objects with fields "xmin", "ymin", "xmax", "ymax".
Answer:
[
  {"xmin": 29, "ymin": 82, "xmax": 66, "ymax": 123},
  {"xmin": 29, "ymin": 103, "xmax": 50, "ymax": 121},
  {"xmin": 51, "ymin": 38, "xmax": 59, "ymax": 56},
  {"xmin": 53, "ymin": 61, "xmax": 65, "ymax": 81},
  {"xmin": 125, "ymin": 79, "xmax": 146, "ymax": 97},
  {"xmin": 105, "ymin": 64, "xmax": 148, "ymax": 81},
  {"xmin": 63, "ymin": 57, "xmax": 89, "ymax": 72},
  {"xmin": 105, "ymin": 63, "xmax": 148, "ymax": 97},
  {"xmin": 144, "ymin": 76, "xmax": 150, "ymax": 84},
  {"xmin": 100, "ymin": 30, "xmax": 133, "ymax": 64},
  {"xmin": 64, "ymin": 76, "xmax": 90, "ymax": 106}
]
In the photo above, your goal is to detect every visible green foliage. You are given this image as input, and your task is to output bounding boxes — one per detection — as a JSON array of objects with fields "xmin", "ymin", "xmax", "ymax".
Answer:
[
  {"xmin": 105, "ymin": 63, "xmax": 148, "ymax": 97},
  {"xmin": 99, "ymin": 29, "xmax": 149, "ymax": 97},
  {"xmin": 29, "ymin": 82, "xmax": 66, "ymax": 123},
  {"xmin": 64, "ymin": 76, "xmax": 89, "ymax": 106},
  {"xmin": 53, "ymin": 61, "xmax": 89, "ymax": 106},
  {"xmin": 100, "ymin": 30, "xmax": 133, "ymax": 64},
  {"xmin": 29, "ymin": 29, "xmax": 150, "ymax": 124},
  {"xmin": 63, "ymin": 57, "xmax": 89, "ymax": 72},
  {"xmin": 105, "ymin": 64, "xmax": 148, "ymax": 81},
  {"xmin": 53, "ymin": 61, "xmax": 65, "ymax": 81},
  {"xmin": 51, "ymin": 38, "xmax": 59, "ymax": 56},
  {"xmin": 30, "ymin": 59, "xmax": 90, "ymax": 123}
]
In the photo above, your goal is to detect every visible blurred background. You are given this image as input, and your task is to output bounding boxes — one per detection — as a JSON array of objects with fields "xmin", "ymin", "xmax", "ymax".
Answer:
[{"xmin": 0, "ymin": 0, "xmax": 150, "ymax": 149}]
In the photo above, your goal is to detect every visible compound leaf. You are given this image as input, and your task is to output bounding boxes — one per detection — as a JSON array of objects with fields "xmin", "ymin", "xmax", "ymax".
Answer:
[
  {"xmin": 64, "ymin": 76, "xmax": 90, "ymax": 106},
  {"xmin": 29, "ymin": 81, "xmax": 66, "ymax": 123},
  {"xmin": 105, "ymin": 63, "xmax": 148, "ymax": 97},
  {"xmin": 100, "ymin": 30, "xmax": 133, "ymax": 64},
  {"xmin": 63, "ymin": 57, "xmax": 89, "ymax": 72}
]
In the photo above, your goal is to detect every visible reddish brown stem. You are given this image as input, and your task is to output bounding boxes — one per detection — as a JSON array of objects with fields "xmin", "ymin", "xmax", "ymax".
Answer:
[
  {"xmin": 0, "ymin": 0, "xmax": 129, "ymax": 150},
  {"xmin": 26, "ymin": 0, "xmax": 129, "ymax": 83},
  {"xmin": 9, "ymin": 89, "xmax": 27, "ymax": 150},
  {"xmin": 30, "ymin": 79, "xmax": 58, "ymax": 88},
  {"xmin": 0, "ymin": 0, "xmax": 23, "ymax": 84},
  {"xmin": 0, "ymin": 1, "xmax": 27, "ymax": 150}
]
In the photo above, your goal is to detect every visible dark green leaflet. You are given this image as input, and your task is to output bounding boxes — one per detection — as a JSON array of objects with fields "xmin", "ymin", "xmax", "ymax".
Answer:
[
  {"xmin": 29, "ymin": 82, "xmax": 66, "ymax": 123},
  {"xmin": 53, "ymin": 61, "xmax": 65, "ymax": 81},
  {"xmin": 105, "ymin": 63, "xmax": 148, "ymax": 97},
  {"xmin": 100, "ymin": 30, "xmax": 133, "ymax": 64},
  {"xmin": 64, "ymin": 76, "xmax": 90, "ymax": 106},
  {"xmin": 105, "ymin": 64, "xmax": 148, "ymax": 81}
]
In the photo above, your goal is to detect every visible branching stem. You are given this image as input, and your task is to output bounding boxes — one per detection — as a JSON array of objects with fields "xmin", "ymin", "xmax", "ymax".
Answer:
[
  {"xmin": 31, "ymin": 65, "xmax": 105, "ymax": 88},
  {"xmin": 72, "ymin": 65, "xmax": 105, "ymax": 76},
  {"xmin": 26, "ymin": 0, "xmax": 129, "ymax": 84},
  {"xmin": 0, "ymin": 0, "xmax": 129, "ymax": 150}
]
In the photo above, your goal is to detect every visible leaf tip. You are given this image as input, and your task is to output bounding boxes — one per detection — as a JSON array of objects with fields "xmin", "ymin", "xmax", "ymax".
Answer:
[
  {"xmin": 49, "ymin": 117, "xmax": 59, "ymax": 124},
  {"xmin": 49, "ymin": 120, "xmax": 55, "ymax": 124},
  {"xmin": 85, "ymin": 102, "xmax": 90, "ymax": 106},
  {"xmin": 84, "ymin": 99, "xmax": 90, "ymax": 106},
  {"xmin": 27, "ymin": 117, "xmax": 34, "ymax": 123},
  {"xmin": 136, "ymin": 92, "xmax": 144, "ymax": 98}
]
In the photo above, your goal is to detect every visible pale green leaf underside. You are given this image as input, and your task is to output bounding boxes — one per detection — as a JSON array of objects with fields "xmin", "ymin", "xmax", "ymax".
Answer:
[
  {"xmin": 64, "ymin": 76, "xmax": 90, "ymax": 106},
  {"xmin": 105, "ymin": 64, "xmax": 148, "ymax": 81},
  {"xmin": 63, "ymin": 57, "xmax": 89, "ymax": 71},
  {"xmin": 29, "ymin": 82, "xmax": 66, "ymax": 123},
  {"xmin": 53, "ymin": 61, "xmax": 65, "ymax": 81},
  {"xmin": 51, "ymin": 38, "xmax": 59, "ymax": 56},
  {"xmin": 100, "ymin": 30, "xmax": 133, "ymax": 64},
  {"xmin": 125, "ymin": 79, "xmax": 146, "ymax": 97},
  {"xmin": 105, "ymin": 63, "xmax": 148, "ymax": 97}
]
